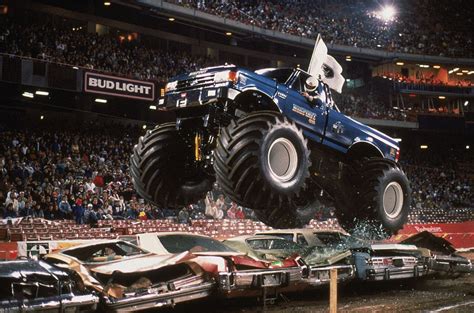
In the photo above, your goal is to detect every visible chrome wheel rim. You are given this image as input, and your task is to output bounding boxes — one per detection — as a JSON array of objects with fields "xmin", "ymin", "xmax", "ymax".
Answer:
[
  {"xmin": 383, "ymin": 181, "xmax": 404, "ymax": 219},
  {"xmin": 267, "ymin": 138, "xmax": 298, "ymax": 183}
]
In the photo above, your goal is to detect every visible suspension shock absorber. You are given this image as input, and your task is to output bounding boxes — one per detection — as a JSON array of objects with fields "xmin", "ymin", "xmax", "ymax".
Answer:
[{"xmin": 194, "ymin": 132, "xmax": 202, "ymax": 161}]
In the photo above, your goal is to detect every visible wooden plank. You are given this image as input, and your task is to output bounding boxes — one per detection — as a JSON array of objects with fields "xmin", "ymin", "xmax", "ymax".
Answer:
[{"xmin": 330, "ymin": 268, "xmax": 338, "ymax": 313}]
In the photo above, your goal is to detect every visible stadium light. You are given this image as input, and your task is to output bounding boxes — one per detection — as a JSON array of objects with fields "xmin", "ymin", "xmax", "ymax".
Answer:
[
  {"xmin": 468, "ymin": 71, "xmax": 474, "ymax": 75},
  {"xmin": 22, "ymin": 92, "xmax": 34, "ymax": 98},
  {"xmin": 35, "ymin": 90, "xmax": 49, "ymax": 96},
  {"xmin": 72, "ymin": 66, "xmax": 79, "ymax": 70},
  {"xmin": 142, "ymin": 125, "xmax": 147, "ymax": 129},
  {"xmin": 418, "ymin": 64, "xmax": 429, "ymax": 68},
  {"xmin": 225, "ymin": 32, "xmax": 232, "ymax": 36},
  {"xmin": 464, "ymin": 101, "xmax": 469, "ymax": 106},
  {"xmin": 456, "ymin": 72, "xmax": 463, "ymax": 76},
  {"xmin": 438, "ymin": 96, "xmax": 446, "ymax": 99},
  {"xmin": 104, "ymin": 1, "xmax": 111, "ymax": 6},
  {"xmin": 377, "ymin": 5, "xmax": 396, "ymax": 22},
  {"xmin": 462, "ymin": 70, "xmax": 469, "ymax": 73},
  {"xmin": 394, "ymin": 138, "xmax": 402, "ymax": 142},
  {"xmin": 420, "ymin": 145, "xmax": 428, "ymax": 149},
  {"xmin": 467, "ymin": 145, "xmax": 470, "ymax": 150},
  {"xmin": 396, "ymin": 62, "xmax": 404, "ymax": 66},
  {"xmin": 433, "ymin": 65, "xmax": 441, "ymax": 69},
  {"xmin": 168, "ymin": 17, "xmax": 175, "ymax": 21},
  {"xmin": 95, "ymin": 98, "xmax": 107, "ymax": 103},
  {"xmin": 452, "ymin": 67, "xmax": 459, "ymax": 72},
  {"xmin": 40, "ymin": 115, "xmax": 44, "ymax": 120},
  {"xmin": 149, "ymin": 105, "xmax": 157, "ymax": 110}
]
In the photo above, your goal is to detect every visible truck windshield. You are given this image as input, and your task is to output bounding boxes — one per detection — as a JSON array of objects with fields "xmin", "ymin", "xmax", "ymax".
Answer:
[{"xmin": 255, "ymin": 68, "xmax": 294, "ymax": 84}]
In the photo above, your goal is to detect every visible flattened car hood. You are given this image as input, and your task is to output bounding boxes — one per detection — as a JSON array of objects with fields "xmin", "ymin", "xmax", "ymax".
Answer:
[
  {"xmin": 304, "ymin": 250, "xmax": 352, "ymax": 266},
  {"xmin": 191, "ymin": 251, "xmax": 245, "ymax": 257},
  {"xmin": 401, "ymin": 231, "xmax": 457, "ymax": 255},
  {"xmin": 0, "ymin": 260, "xmax": 69, "ymax": 283},
  {"xmin": 91, "ymin": 252, "xmax": 196, "ymax": 275}
]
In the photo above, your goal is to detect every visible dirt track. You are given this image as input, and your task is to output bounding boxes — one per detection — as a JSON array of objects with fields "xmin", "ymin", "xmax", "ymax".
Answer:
[{"xmin": 165, "ymin": 274, "xmax": 473, "ymax": 313}]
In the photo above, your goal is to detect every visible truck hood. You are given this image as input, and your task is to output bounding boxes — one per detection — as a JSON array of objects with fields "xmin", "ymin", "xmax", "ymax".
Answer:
[
  {"xmin": 170, "ymin": 65, "xmax": 238, "ymax": 82},
  {"xmin": 347, "ymin": 116, "xmax": 399, "ymax": 150}
]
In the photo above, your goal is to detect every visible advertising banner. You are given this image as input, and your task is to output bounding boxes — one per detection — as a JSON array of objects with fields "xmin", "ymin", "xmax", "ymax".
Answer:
[{"xmin": 84, "ymin": 71, "xmax": 155, "ymax": 101}]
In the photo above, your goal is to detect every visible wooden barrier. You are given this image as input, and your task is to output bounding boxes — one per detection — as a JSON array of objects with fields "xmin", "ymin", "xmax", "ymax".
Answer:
[{"xmin": 330, "ymin": 268, "xmax": 338, "ymax": 313}]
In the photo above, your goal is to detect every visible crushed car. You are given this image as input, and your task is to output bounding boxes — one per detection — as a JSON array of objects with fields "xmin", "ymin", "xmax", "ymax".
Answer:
[
  {"xmin": 222, "ymin": 235, "xmax": 308, "ymax": 261},
  {"xmin": 223, "ymin": 233, "xmax": 355, "ymax": 287},
  {"xmin": 401, "ymin": 231, "xmax": 472, "ymax": 275},
  {"xmin": 43, "ymin": 240, "xmax": 214, "ymax": 312},
  {"xmin": 0, "ymin": 259, "xmax": 98, "ymax": 312},
  {"xmin": 301, "ymin": 246, "xmax": 355, "ymax": 286},
  {"xmin": 121, "ymin": 232, "xmax": 308, "ymax": 299},
  {"xmin": 352, "ymin": 244, "xmax": 427, "ymax": 281},
  {"xmin": 255, "ymin": 229, "xmax": 324, "ymax": 248}
]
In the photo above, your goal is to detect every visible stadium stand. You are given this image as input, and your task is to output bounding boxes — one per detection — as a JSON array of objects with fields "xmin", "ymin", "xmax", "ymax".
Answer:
[
  {"xmin": 169, "ymin": 0, "xmax": 474, "ymax": 58},
  {"xmin": 0, "ymin": 2, "xmax": 472, "ymax": 233},
  {"xmin": 2, "ymin": 8, "xmax": 472, "ymax": 122},
  {"xmin": 0, "ymin": 13, "xmax": 214, "ymax": 81}
]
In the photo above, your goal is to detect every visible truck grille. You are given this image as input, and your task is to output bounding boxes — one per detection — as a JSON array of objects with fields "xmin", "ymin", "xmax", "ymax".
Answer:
[{"xmin": 176, "ymin": 73, "xmax": 215, "ymax": 91}]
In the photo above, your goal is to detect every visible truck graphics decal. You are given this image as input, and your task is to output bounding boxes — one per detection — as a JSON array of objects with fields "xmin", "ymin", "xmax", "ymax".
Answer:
[{"xmin": 292, "ymin": 104, "xmax": 316, "ymax": 125}]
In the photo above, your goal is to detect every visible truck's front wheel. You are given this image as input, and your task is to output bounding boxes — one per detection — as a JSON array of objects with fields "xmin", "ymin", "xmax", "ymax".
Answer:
[
  {"xmin": 130, "ymin": 123, "xmax": 212, "ymax": 208},
  {"xmin": 214, "ymin": 111, "xmax": 312, "ymax": 228},
  {"xmin": 335, "ymin": 158, "xmax": 411, "ymax": 237}
]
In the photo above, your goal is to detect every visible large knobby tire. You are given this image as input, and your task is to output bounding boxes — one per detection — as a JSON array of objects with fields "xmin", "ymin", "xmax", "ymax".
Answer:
[
  {"xmin": 214, "ymin": 111, "xmax": 312, "ymax": 228},
  {"xmin": 336, "ymin": 158, "xmax": 411, "ymax": 237},
  {"xmin": 130, "ymin": 123, "xmax": 211, "ymax": 208}
]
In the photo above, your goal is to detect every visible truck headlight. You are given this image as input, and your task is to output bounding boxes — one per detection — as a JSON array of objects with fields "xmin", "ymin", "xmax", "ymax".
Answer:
[
  {"xmin": 214, "ymin": 71, "xmax": 239, "ymax": 84},
  {"xmin": 165, "ymin": 81, "xmax": 177, "ymax": 92}
]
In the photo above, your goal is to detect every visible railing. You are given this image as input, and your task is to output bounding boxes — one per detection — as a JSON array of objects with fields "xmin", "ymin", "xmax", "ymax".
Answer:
[{"xmin": 395, "ymin": 81, "xmax": 474, "ymax": 95}]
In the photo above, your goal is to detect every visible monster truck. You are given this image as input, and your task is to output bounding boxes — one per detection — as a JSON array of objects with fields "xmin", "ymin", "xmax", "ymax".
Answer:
[{"xmin": 130, "ymin": 65, "xmax": 411, "ymax": 235}]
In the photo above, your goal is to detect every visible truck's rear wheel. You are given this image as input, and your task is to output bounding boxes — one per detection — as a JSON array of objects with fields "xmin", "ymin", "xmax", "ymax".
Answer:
[
  {"xmin": 214, "ymin": 111, "xmax": 312, "ymax": 228},
  {"xmin": 130, "ymin": 123, "xmax": 211, "ymax": 208},
  {"xmin": 335, "ymin": 158, "xmax": 411, "ymax": 237}
]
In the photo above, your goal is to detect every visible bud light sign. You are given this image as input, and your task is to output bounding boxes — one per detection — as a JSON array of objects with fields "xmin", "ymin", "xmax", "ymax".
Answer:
[{"xmin": 84, "ymin": 72, "xmax": 155, "ymax": 101}]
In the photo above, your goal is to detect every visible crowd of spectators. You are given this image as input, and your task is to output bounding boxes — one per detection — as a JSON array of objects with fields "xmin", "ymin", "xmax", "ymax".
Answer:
[
  {"xmin": 381, "ymin": 72, "xmax": 473, "ymax": 90},
  {"xmin": 333, "ymin": 90, "xmax": 406, "ymax": 121},
  {"xmin": 0, "ymin": 15, "xmax": 214, "ymax": 81},
  {"xmin": 0, "ymin": 118, "xmax": 256, "ymax": 226},
  {"xmin": 401, "ymin": 149, "xmax": 473, "ymax": 224},
  {"xmin": 1, "ymin": 117, "xmax": 472, "ymax": 226},
  {"xmin": 170, "ymin": 0, "xmax": 474, "ymax": 58}
]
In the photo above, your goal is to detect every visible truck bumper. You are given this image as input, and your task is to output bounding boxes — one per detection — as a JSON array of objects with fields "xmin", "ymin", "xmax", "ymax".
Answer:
[
  {"xmin": 428, "ymin": 256, "xmax": 472, "ymax": 273},
  {"xmin": 160, "ymin": 86, "xmax": 239, "ymax": 110},
  {"xmin": 104, "ymin": 282, "xmax": 215, "ymax": 312},
  {"xmin": 367, "ymin": 265, "xmax": 426, "ymax": 281},
  {"xmin": 304, "ymin": 264, "xmax": 355, "ymax": 286},
  {"xmin": 0, "ymin": 293, "xmax": 99, "ymax": 312},
  {"xmin": 217, "ymin": 267, "xmax": 304, "ymax": 297}
]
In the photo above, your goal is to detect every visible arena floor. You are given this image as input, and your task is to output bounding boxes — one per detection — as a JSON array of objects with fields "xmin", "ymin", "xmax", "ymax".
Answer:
[{"xmin": 164, "ymin": 275, "xmax": 474, "ymax": 312}]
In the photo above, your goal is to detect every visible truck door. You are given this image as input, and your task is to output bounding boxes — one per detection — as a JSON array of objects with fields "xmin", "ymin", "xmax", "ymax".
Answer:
[
  {"xmin": 324, "ymin": 108, "xmax": 354, "ymax": 154},
  {"xmin": 280, "ymin": 71, "xmax": 327, "ymax": 143}
]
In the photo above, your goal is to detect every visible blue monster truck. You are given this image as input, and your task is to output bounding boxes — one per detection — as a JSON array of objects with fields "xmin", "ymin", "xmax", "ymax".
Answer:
[{"xmin": 130, "ymin": 65, "xmax": 411, "ymax": 235}]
